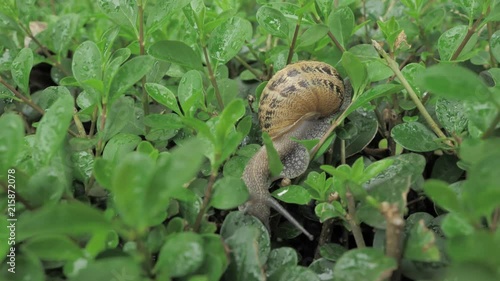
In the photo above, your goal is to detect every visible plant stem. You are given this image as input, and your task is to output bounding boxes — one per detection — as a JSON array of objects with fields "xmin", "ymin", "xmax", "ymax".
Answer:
[
  {"xmin": 372, "ymin": 40, "xmax": 453, "ymax": 148},
  {"xmin": 346, "ymin": 188, "xmax": 366, "ymax": 248},
  {"xmin": 314, "ymin": 217, "xmax": 334, "ymax": 259},
  {"xmin": 450, "ymin": 7, "xmax": 489, "ymax": 61},
  {"xmin": 202, "ymin": 47, "xmax": 224, "ymax": 110},
  {"xmin": 311, "ymin": 13, "xmax": 345, "ymax": 53},
  {"xmin": 235, "ymin": 55, "xmax": 262, "ymax": 81},
  {"xmin": 73, "ymin": 108, "xmax": 87, "ymax": 137},
  {"xmin": 193, "ymin": 172, "xmax": 218, "ymax": 232},
  {"xmin": 287, "ymin": 15, "xmax": 302, "ymax": 65},
  {"xmin": 381, "ymin": 202, "xmax": 404, "ymax": 280},
  {"xmin": 487, "ymin": 22, "xmax": 498, "ymax": 68},
  {"xmin": 311, "ymin": 105, "xmax": 350, "ymax": 158},
  {"xmin": 95, "ymin": 103, "xmax": 107, "ymax": 157},
  {"xmin": 138, "ymin": 0, "xmax": 150, "ymax": 134},
  {"xmin": 340, "ymin": 139, "xmax": 346, "ymax": 164},
  {"xmin": 0, "ymin": 76, "xmax": 45, "ymax": 114}
]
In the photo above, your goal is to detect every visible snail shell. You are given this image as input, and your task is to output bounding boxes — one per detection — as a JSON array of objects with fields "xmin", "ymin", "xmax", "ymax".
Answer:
[{"xmin": 241, "ymin": 61, "xmax": 349, "ymax": 240}]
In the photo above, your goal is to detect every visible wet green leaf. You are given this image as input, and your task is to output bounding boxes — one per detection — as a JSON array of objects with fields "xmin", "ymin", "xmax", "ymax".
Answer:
[
  {"xmin": 262, "ymin": 132, "xmax": 283, "ymax": 177},
  {"xmin": 272, "ymin": 185, "xmax": 311, "ymax": 205},
  {"xmin": 98, "ymin": 0, "xmax": 137, "ymax": 30},
  {"xmin": 17, "ymin": 202, "xmax": 111, "ymax": 241},
  {"xmin": 269, "ymin": 266, "xmax": 320, "ymax": 281},
  {"xmin": 0, "ymin": 113, "xmax": 24, "ymax": 175},
  {"xmin": 68, "ymin": 256, "xmax": 142, "ymax": 281},
  {"xmin": 435, "ymin": 98, "xmax": 468, "ymax": 134},
  {"xmin": 391, "ymin": 122, "xmax": 441, "ymax": 152},
  {"xmin": 315, "ymin": 202, "xmax": 346, "ymax": 222},
  {"xmin": 73, "ymin": 41, "xmax": 102, "ymax": 84},
  {"xmin": 108, "ymin": 55, "xmax": 154, "ymax": 102},
  {"xmin": 342, "ymin": 51, "xmax": 368, "ymax": 96},
  {"xmin": 328, "ymin": 7, "xmax": 354, "ymax": 48},
  {"xmin": 23, "ymin": 235, "xmax": 83, "ymax": 261},
  {"xmin": 148, "ymin": 40, "xmax": 202, "ymax": 70},
  {"xmin": 256, "ymin": 6, "xmax": 288, "ymax": 39},
  {"xmin": 438, "ymin": 25, "xmax": 478, "ymax": 61},
  {"xmin": 208, "ymin": 17, "xmax": 252, "ymax": 63},
  {"xmin": 211, "ymin": 176, "xmax": 249, "ymax": 209},
  {"xmin": 266, "ymin": 247, "xmax": 298, "ymax": 277},
  {"xmin": 146, "ymin": 0, "xmax": 191, "ymax": 33},
  {"xmin": 145, "ymin": 82, "xmax": 182, "ymax": 115},
  {"xmin": 33, "ymin": 90, "xmax": 73, "ymax": 166},
  {"xmin": 319, "ymin": 243, "xmax": 348, "ymax": 262},
  {"xmin": 11, "ymin": 48, "xmax": 33, "ymax": 95},
  {"xmin": 490, "ymin": 30, "xmax": 500, "ymax": 62},
  {"xmin": 154, "ymin": 232, "xmax": 204, "ymax": 278},
  {"xmin": 308, "ymin": 258, "xmax": 335, "ymax": 281},
  {"xmin": 178, "ymin": 70, "xmax": 203, "ymax": 117},
  {"xmin": 51, "ymin": 14, "xmax": 79, "ymax": 55},
  {"xmin": 297, "ymin": 24, "xmax": 329, "ymax": 48},
  {"xmin": 333, "ymin": 248, "xmax": 397, "ymax": 281}
]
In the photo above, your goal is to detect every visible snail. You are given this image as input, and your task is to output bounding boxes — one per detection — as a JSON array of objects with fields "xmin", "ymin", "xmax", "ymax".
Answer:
[{"xmin": 241, "ymin": 61, "xmax": 351, "ymax": 240}]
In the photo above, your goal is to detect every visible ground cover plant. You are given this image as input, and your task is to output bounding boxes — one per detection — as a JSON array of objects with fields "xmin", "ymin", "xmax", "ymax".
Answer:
[{"xmin": 1, "ymin": 0, "xmax": 500, "ymax": 280}]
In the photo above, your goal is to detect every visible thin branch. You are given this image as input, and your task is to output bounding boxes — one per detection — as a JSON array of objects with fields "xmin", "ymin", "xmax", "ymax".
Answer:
[
  {"xmin": 73, "ymin": 108, "xmax": 87, "ymax": 137},
  {"xmin": 287, "ymin": 15, "xmax": 302, "ymax": 65},
  {"xmin": 450, "ymin": 7, "xmax": 489, "ymax": 61},
  {"xmin": 311, "ymin": 13, "xmax": 345, "ymax": 53},
  {"xmin": 193, "ymin": 172, "xmax": 218, "ymax": 232},
  {"xmin": 202, "ymin": 47, "xmax": 224, "ymax": 110},
  {"xmin": 381, "ymin": 202, "xmax": 405, "ymax": 281},
  {"xmin": 373, "ymin": 40, "xmax": 454, "ymax": 148},
  {"xmin": 0, "ymin": 76, "xmax": 45, "ymax": 115},
  {"xmin": 346, "ymin": 188, "xmax": 366, "ymax": 248},
  {"xmin": 138, "ymin": 0, "xmax": 150, "ymax": 133},
  {"xmin": 314, "ymin": 217, "xmax": 334, "ymax": 259},
  {"xmin": 234, "ymin": 55, "xmax": 262, "ymax": 81}
]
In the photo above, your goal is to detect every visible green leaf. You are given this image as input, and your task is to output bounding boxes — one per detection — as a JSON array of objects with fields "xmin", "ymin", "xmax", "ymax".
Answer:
[
  {"xmin": 33, "ymin": 89, "xmax": 73, "ymax": 165},
  {"xmin": 416, "ymin": 64, "xmax": 489, "ymax": 101},
  {"xmin": 108, "ymin": 55, "xmax": 154, "ymax": 102},
  {"xmin": 441, "ymin": 213, "xmax": 474, "ymax": 238},
  {"xmin": 391, "ymin": 122, "xmax": 441, "ymax": 152},
  {"xmin": 148, "ymin": 40, "xmax": 202, "ymax": 70},
  {"xmin": 146, "ymin": 0, "xmax": 191, "ymax": 33},
  {"xmin": 256, "ymin": 6, "xmax": 289, "ymax": 39},
  {"xmin": 111, "ymin": 152, "xmax": 156, "ymax": 230},
  {"xmin": 223, "ymin": 226, "xmax": 268, "ymax": 281},
  {"xmin": 315, "ymin": 202, "xmax": 346, "ymax": 222},
  {"xmin": 319, "ymin": 243, "xmax": 348, "ymax": 262},
  {"xmin": 50, "ymin": 14, "xmax": 79, "ymax": 55},
  {"xmin": 328, "ymin": 7, "xmax": 354, "ymax": 48},
  {"xmin": 490, "ymin": 30, "xmax": 500, "ymax": 63},
  {"xmin": 102, "ymin": 133, "xmax": 141, "ymax": 163},
  {"xmin": 0, "ymin": 113, "xmax": 24, "ymax": 175},
  {"xmin": 262, "ymin": 132, "xmax": 283, "ymax": 177},
  {"xmin": 345, "ymin": 84, "xmax": 403, "ymax": 116},
  {"xmin": 72, "ymin": 41, "xmax": 102, "ymax": 83},
  {"xmin": 11, "ymin": 48, "xmax": 33, "ymax": 95},
  {"xmin": 268, "ymin": 266, "xmax": 320, "ymax": 281},
  {"xmin": 150, "ymin": 138, "xmax": 205, "ymax": 206},
  {"xmin": 145, "ymin": 82, "xmax": 182, "ymax": 115},
  {"xmin": 308, "ymin": 259, "xmax": 335, "ymax": 281},
  {"xmin": 342, "ymin": 51, "xmax": 368, "ymax": 96},
  {"xmin": 438, "ymin": 25, "xmax": 478, "ymax": 61},
  {"xmin": 297, "ymin": 24, "xmax": 329, "ymax": 48},
  {"xmin": 360, "ymin": 159, "xmax": 394, "ymax": 183},
  {"xmin": 17, "ymin": 202, "xmax": 111, "ymax": 241},
  {"xmin": 178, "ymin": 70, "xmax": 204, "ymax": 117},
  {"xmin": 211, "ymin": 176, "xmax": 249, "ymax": 209},
  {"xmin": 435, "ymin": 98, "xmax": 468, "ymax": 134},
  {"xmin": 0, "ymin": 251, "xmax": 44, "ymax": 281},
  {"xmin": 404, "ymin": 220, "xmax": 441, "ymax": 262},
  {"xmin": 23, "ymin": 235, "xmax": 83, "ymax": 261},
  {"xmin": 272, "ymin": 185, "xmax": 311, "ymax": 205},
  {"xmin": 208, "ymin": 17, "xmax": 252, "ymax": 63},
  {"xmin": 266, "ymin": 248, "xmax": 298, "ymax": 277},
  {"xmin": 194, "ymin": 234, "xmax": 229, "ymax": 280},
  {"xmin": 216, "ymin": 99, "xmax": 245, "ymax": 144},
  {"xmin": 424, "ymin": 179, "xmax": 462, "ymax": 212},
  {"xmin": 97, "ymin": 0, "xmax": 137, "ymax": 30},
  {"xmin": 154, "ymin": 232, "xmax": 204, "ymax": 278},
  {"xmin": 333, "ymin": 248, "xmax": 397, "ymax": 281},
  {"xmin": 68, "ymin": 256, "xmax": 142, "ymax": 281},
  {"xmin": 144, "ymin": 114, "xmax": 184, "ymax": 130}
]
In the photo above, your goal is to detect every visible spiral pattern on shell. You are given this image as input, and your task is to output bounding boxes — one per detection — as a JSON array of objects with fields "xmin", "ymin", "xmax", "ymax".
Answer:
[{"xmin": 259, "ymin": 61, "xmax": 345, "ymax": 139}]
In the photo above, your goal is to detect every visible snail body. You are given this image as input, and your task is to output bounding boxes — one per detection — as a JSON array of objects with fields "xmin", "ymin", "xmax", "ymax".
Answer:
[{"xmin": 242, "ymin": 61, "xmax": 349, "ymax": 240}]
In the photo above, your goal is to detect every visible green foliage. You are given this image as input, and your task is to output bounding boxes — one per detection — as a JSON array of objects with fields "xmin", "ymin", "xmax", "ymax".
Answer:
[{"xmin": 1, "ymin": 0, "xmax": 500, "ymax": 280}]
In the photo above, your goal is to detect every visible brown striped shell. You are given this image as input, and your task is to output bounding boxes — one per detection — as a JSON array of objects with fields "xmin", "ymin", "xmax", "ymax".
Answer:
[{"xmin": 259, "ymin": 61, "xmax": 345, "ymax": 139}]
